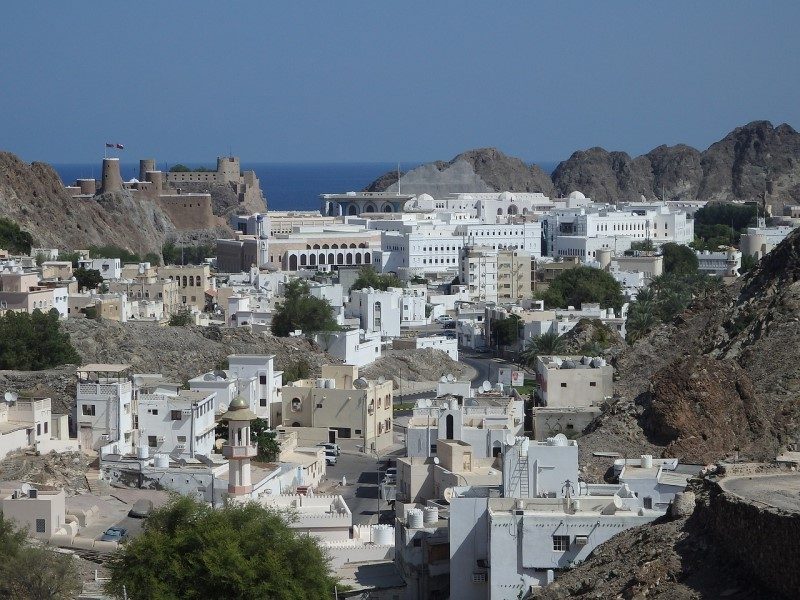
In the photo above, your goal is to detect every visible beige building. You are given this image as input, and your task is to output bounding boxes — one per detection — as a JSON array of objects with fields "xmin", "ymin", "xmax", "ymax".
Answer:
[
  {"xmin": 534, "ymin": 355, "xmax": 613, "ymax": 408},
  {"xmin": 267, "ymin": 211, "xmax": 339, "ymax": 235},
  {"xmin": 159, "ymin": 264, "xmax": 212, "ymax": 311},
  {"xmin": 497, "ymin": 249, "xmax": 532, "ymax": 301},
  {"xmin": 281, "ymin": 365, "xmax": 394, "ymax": 453},
  {"xmin": 0, "ymin": 486, "xmax": 66, "ymax": 539},
  {"xmin": 109, "ymin": 267, "xmax": 180, "ymax": 316},
  {"xmin": 267, "ymin": 229, "xmax": 381, "ymax": 271},
  {"xmin": 41, "ymin": 261, "xmax": 73, "ymax": 280}
]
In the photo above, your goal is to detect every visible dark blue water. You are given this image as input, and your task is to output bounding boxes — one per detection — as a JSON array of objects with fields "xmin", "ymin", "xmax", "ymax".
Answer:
[{"xmin": 52, "ymin": 160, "xmax": 558, "ymax": 212}]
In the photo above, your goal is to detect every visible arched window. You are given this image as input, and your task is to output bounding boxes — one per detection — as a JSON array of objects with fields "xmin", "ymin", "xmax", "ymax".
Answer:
[
  {"xmin": 337, "ymin": 252, "xmax": 344, "ymax": 264},
  {"xmin": 348, "ymin": 205, "xmax": 358, "ymax": 216},
  {"xmin": 312, "ymin": 244, "xmax": 320, "ymax": 249},
  {"xmin": 349, "ymin": 243, "xmax": 357, "ymax": 249},
  {"xmin": 319, "ymin": 253, "xmax": 326, "ymax": 265},
  {"xmin": 329, "ymin": 252, "xmax": 335, "ymax": 264},
  {"xmin": 289, "ymin": 255, "xmax": 298, "ymax": 270},
  {"xmin": 309, "ymin": 254, "xmax": 316, "ymax": 266},
  {"xmin": 365, "ymin": 204, "xmax": 375, "ymax": 213},
  {"xmin": 382, "ymin": 204, "xmax": 393, "ymax": 213},
  {"xmin": 291, "ymin": 398, "xmax": 302, "ymax": 412},
  {"xmin": 346, "ymin": 253, "xmax": 353, "ymax": 265},
  {"xmin": 355, "ymin": 253, "xmax": 362, "ymax": 265},
  {"xmin": 497, "ymin": 208, "xmax": 503, "ymax": 216},
  {"xmin": 446, "ymin": 414, "xmax": 454, "ymax": 440},
  {"xmin": 363, "ymin": 251, "xmax": 371, "ymax": 263},
  {"xmin": 300, "ymin": 254, "xmax": 307, "ymax": 267},
  {"xmin": 322, "ymin": 244, "xmax": 329, "ymax": 249}
]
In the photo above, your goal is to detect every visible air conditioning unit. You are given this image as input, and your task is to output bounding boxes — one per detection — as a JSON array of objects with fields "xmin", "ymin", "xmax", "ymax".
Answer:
[{"xmin": 157, "ymin": 436, "xmax": 165, "ymax": 443}]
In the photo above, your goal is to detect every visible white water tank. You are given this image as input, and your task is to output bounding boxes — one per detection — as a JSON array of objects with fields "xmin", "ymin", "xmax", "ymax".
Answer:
[
  {"xmin": 137, "ymin": 445, "xmax": 149, "ymax": 460},
  {"xmin": 154, "ymin": 454, "xmax": 169, "ymax": 468},
  {"xmin": 316, "ymin": 378, "xmax": 327, "ymax": 389},
  {"xmin": 423, "ymin": 506, "xmax": 439, "ymax": 525},
  {"xmin": 407, "ymin": 508, "xmax": 423, "ymax": 528},
  {"xmin": 641, "ymin": 454, "xmax": 653, "ymax": 469},
  {"xmin": 372, "ymin": 524, "xmax": 394, "ymax": 545}
]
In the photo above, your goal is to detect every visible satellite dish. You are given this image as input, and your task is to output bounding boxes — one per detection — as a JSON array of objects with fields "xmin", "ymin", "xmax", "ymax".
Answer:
[
  {"xmin": 505, "ymin": 433, "xmax": 516, "ymax": 446},
  {"xmin": 446, "ymin": 374, "xmax": 455, "ymax": 382},
  {"xmin": 443, "ymin": 487, "xmax": 456, "ymax": 503},
  {"xmin": 132, "ymin": 376, "xmax": 144, "ymax": 388},
  {"xmin": 439, "ymin": 376, "xmax": 447, "ymax": 383},
  {"xmin": 353, "ymin": 378, "xmax": 369, "ymax": 390},
  {"xmin": 481, "ymin": 380, "xmax": 491, "ymax": 392},
  {"xmin": 3, "ymin": 391, "xmax": 17, "ymax": 404},
  {"xmin": 213, "ymin": 370, "xmax": 228, "ymax": 380},
  {"xmin": 377, "ymin": 376, "xmax": 385, "ymax": 385},
  {"xmin": 203, "ymin": 373, "xmax": 216, "ymax": 381},
  {"xmin": 433, "ymin": 457, "xmax": 440, "ymax": 465}
]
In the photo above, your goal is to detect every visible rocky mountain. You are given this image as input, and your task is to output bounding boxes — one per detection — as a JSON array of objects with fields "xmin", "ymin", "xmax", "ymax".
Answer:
[
  {"xmin": 366, "ymin": 121, "xmax": 800, "ymax": 209},
  {"xmin": 577, "ymin": 225, "xmax": 800, "ymax": 481},
  {"xmin": 366, "ymin": 147, "xmax": 555, "ymax": 197}
]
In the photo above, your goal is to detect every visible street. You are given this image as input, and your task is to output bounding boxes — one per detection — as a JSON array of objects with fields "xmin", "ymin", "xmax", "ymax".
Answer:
[{"xmin": 324, "ymin": 452, "xmax": 397, "ymax": 526}]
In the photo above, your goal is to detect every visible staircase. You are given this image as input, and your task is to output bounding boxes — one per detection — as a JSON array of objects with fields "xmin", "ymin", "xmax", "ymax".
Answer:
[
  {"xmin": 85, "ymin": 469, "xmax": 110, "ymax": 496},
  {"xmin": 517, "ymin": 455, "xmax": 530, "ymax": 497}
]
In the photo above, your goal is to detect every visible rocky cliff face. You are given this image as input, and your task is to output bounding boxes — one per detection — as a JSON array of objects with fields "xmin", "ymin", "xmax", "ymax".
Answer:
[
  {"xmin": 578, "ymin": 227, "xmax": 800, "ymax": 477},
  {"xmin": 0, "ymin": 152, "xmax": 179, "ymax": 256},
  {"xmin": 366, "ymin": 121, "xmax": 800, "ymax": 208}
]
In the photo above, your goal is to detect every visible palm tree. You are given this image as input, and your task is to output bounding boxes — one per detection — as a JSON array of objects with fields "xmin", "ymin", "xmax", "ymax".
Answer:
[
  {"xmin": 626, "ymin": 309, "xmax": 657, "ymax": 343},
  {"xmin": 520, "ymin": 331, "xmax": 565, "ymax": 367}
]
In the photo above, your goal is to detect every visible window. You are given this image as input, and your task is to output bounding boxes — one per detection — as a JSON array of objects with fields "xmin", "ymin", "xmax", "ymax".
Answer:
[
  {"xmin": 171, "ymin": 410, "xmax": 182, "ymax": 421},
  {"xmin": 260, "ymin": 375, "xmax": 267, "ymax": 385},
  {"xmin": 44, "ymin": 422, "xmax": 48, "ymax": 434},
  {"xmin": 260, "ymin": 398, "xmax": 267, "ymax": 407},
  {"xmin": 36, "ymin": 423, "xmax": 41, "ymax": 436},
  {"xmin": 560, "ymin": 382, "xmax": 567, "ymax": 388},
  {"xmin": 148, "ymin": 435, "xmax": 157, "ymax": 448},
  {"xmin": 644, "ymin": 497, "xmax": 653, "ymax": 509},
  {"xmin": 589, "ymin": 381, "xmax": 597, "ymax": 387},
  {"xmin": 82, "ymin": 404, "xmax": 95, "ymax": 416},
  {"xmin": 35, "ymin": 518, "xmax": 46, "ymax": 533},
  {"xmin": 177, "ymin": 436, "xmax": 187, "ymax": 443},
  {"xmin": 553, "ymin": 535, "xmax": 570, "ymax": 551}
]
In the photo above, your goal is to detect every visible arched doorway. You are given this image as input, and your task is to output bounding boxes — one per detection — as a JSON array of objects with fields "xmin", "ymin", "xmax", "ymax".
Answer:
[
  {"xmin": 289, "ymin": 254, "xmax": 298, "ymax": 270},
  {"xmin": 446, "ymin": 414, "xmax": 454, "ymax": 440},
  {"xmin": 347, "ymin": 205, "xmax": 358, "ymax": 216}
]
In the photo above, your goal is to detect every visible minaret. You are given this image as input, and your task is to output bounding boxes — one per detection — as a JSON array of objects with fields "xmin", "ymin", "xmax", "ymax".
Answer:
[{"xmin": 221, "ymin": 396, "xmax": 258, "ymax": 498}]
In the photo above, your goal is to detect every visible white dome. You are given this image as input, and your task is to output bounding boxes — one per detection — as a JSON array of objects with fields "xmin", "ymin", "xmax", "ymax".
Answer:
[
  {"xmin": 568, "ymin": 190, "xmax": 586, "ymax": 200},
  {"xmin": 498, "ymin": 191, "xmax": 516, "ymax": 202},
  {"xmin": 416, "ymin": 193, "xmax": 434, "ymax": 204}
]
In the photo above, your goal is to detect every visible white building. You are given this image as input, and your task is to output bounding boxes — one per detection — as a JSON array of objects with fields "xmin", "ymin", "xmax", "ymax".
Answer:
[
  {"xmin": 137, "ymin": 383, "xmax": 217, "ymax": 458},
  {"xmin": 77, "ymin": 258, "xmax": 122, "ymax": 280},
  {"xmin": 393, "ymin": 335, "xmax": 458, "ymax": 361},
  {"xmin": 615, "ymin": 455, "xmax": 696, "ymax": 511},
  {"xmin": 76, "ymin": 364, "xmax": 134, "ymax": 455},
  {"xmin": 346, "ymin": 288, "xmax": 403, "ymax": 338},
  {"xmin": 740, "ymin": 221, "xmax": 795, "ymax": 259},
  {"xmin": 314, "ymin": 328, "xmax": 382, "ymax": 367},
  {"xmin": 696, "ymin": 248, "xmax": 741, "ymax": 277}
]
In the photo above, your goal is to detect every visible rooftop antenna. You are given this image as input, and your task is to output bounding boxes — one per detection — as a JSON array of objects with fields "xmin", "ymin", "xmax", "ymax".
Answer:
[{"xmin": 397, "ymin": 162, "xmax": 401, "ymax": 195}]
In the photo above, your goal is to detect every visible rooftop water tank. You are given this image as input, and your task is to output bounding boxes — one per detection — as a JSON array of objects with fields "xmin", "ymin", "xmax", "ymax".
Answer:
[
  {"xmin": 372, "ymin": 524, "xmax": 394, "ymax": 545},
  {"xmin": 154, "ymin": 454, "xmax": 169, "ymax": 468},
  {"xmin": 641, "ymin": 454, "xmax": 653, "ymax": 469},
  {"xmin": 407, "ymin": 508, "xmax": 423, "ymax": 529},
  {"xmin": 423, "ymin": 506, "xmax": 439, "ymax": 525},
  {"xmin": 316, "ymin": 378, "xmax": 327, "ymax": 389},
  {"xmin": 137, "ymin": 445, "xmax": 149, "ymax": 460}
]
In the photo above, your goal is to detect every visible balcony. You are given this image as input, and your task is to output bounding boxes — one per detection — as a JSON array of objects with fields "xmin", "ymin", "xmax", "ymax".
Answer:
[{"xmin": 222, "ymin": 444, "xmax": 258, "ymax": 459}]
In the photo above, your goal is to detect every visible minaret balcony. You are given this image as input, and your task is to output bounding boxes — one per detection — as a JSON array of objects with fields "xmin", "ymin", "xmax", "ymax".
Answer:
[{"xmin": 223, "ymin": 444, "xmax": 258, "ymax": 459}]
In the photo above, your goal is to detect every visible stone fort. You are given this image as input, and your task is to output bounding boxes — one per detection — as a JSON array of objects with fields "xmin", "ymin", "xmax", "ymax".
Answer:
[{"xmin": 65, "ymin": 156, "xmax": 264, "ymax": 231}]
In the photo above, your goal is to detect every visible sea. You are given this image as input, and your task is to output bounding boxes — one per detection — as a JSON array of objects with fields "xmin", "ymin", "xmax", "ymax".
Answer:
[{"xmin": 52, "ymin": 160, "xmax": 559, "ymax": 212}]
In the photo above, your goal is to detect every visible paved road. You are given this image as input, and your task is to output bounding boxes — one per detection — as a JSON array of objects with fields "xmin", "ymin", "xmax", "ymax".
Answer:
[
  {"xmin": 721, "ymin": 472, "xmax": 800, "ymax": 512},
  {"xmin": 324, "ymin": 452, "xmax": 394, "ymax": 526}
]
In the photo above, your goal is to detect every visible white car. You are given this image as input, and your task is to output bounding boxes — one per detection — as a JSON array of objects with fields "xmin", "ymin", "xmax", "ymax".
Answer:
[
  {"xmin": 316, "ymin": 442, "xmax": 340, "ymax": 456},
  {"xmin": 435, "ymin": 315, "xmax": 454, "ymax": 324},
  {"xmin": 325, "ymin": 451, "xmax": 337, "ymax": 466}
]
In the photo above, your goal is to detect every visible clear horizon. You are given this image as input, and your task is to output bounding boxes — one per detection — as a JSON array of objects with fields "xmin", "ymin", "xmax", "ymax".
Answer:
[{"xmin": 2, "ymin": 1, "xmax": 798, "ymax": 165}]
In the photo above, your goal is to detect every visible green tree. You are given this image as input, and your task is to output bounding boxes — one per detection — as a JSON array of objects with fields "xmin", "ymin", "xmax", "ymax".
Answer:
[
  {"xmin": 629, "ymin": 239, "xmax": 654, "ymax": 252},
  {"xmin": 351, "ymin": 266, "xmax": 402, "ymax": 291},
  {"xmin": 661, "ymin": 243, "xmax": 699, "ymax": 275},
  {"xmin": 0, "ymin": 309, "xmax": 80, "ymax": 370},
  {"xmin": 540, "ymin": 266, "xmax": 625, "ymax": 311},
  {"xmin": 162, "ymin": 242, "xmax": 216, "ymax": 266},
  {"xmin": 740, "ymin": 253, "xmax": 758, "ymax": 274},
  {"xmin": 520, "ymin": 332, "xmax": 565, "ymax": 366},
  {"xmin": 168, "ymin": 309, "xmax": 193, "ymax": 326},
  {"xmin": 169, "ymin": 164, "xmax": 191, "ymax": 172},
  {"xmin": 105, "ymin": 497, "xmax": 339, "ymax": 600},
  {"xmin": 74, "ymin": 266, "xmax": 103, "ymax": 291},
  {"xmin": 0, "ymin": 218, "xmax": 34, "ymax": 254},
  {"xmin": 0, "ymin": 512, "xmax": 81, "ymax": 600},
  {"xmin": 282, "ymin": 357, "xmax": 311, "ymax": 383},
  {"xmin": 251, "ymin": 418, "xmax": 280, "ymax": 462},
  {"xmin": 490, "ymin": 314, "xmax": 521, "ymax": 349},
  {"xmin": 271, "ymin": 280, "xmax": 339, "ymax": 337}
]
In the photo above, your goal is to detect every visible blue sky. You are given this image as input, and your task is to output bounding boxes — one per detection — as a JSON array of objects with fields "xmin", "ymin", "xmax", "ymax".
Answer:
[{"xmin": 2, "ymin": 1, "xmax": 799, "ymax": 164}]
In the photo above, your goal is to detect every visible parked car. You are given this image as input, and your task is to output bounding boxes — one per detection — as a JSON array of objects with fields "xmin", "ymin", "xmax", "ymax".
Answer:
[
  {"xmin": 383, "ymin": 466, "xmax": 397, "ymax": 483},
  {"xmin": 316, "ymin": 442, "xmax": 340, "ymax": 456},
  {"xmin": 128, "ymin": 498, "xmax": 153, "ymax": 519},
  {"xmin": 435, "ymin": 315, "xmax": 454, "ymax": 324},
  {"xmin": 325, "ymin": 451, "xmax": 337, "ymax": 466},
  {"xmin": 443, "ymin": 321, "xmax": 456, "ymax": 329},
  {"xmin": 100, "ymin": 526, "xmax": 128, "ymax": 543}
]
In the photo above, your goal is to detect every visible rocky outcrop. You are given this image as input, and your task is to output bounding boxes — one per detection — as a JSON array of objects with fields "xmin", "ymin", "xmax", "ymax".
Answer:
[
  {"xmin": 365, "ymin": 147, "xmax": 554, "ymax": 197},
  {"xmin": 367, "ymin": 121, "xmax": 800, "ymax": 209},
  {"xmin": 0, "ymin": 153, "xmax": 178, "ymax": 256}
]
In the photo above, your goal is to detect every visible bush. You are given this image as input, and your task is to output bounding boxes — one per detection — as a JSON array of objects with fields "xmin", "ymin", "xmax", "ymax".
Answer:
[
  {"xmin": 168, "ymin": 309, "xmax": 193, "ymax": 326},
  {"xmin": 0, "ymin": 218, "xmax": 34, "ymax": 254},
  {"xmin": 0, "ymin": 513, "xmax": 81, "ymax": 600},
  {"xmin": 0, "ymin": 309, "xmax": 80, "ymax": 370},
  {"xmin": 271, "ymin": 280, "xmax": 339, "ymax": 337},
  {"xmin": 89, "ymin": 245, "xmax": 141, "ymax": 263},
  {"xmin": 540, "ymin": 266, "xmax": 625, "ymax": 311},
  {"xmin": 74, "ymin": 267, "xmax": 103, "ymax": 291},
  {"xmin": 105, "ymin": 497, "xmax": 339, "ymax": 599},
  {"xmin": 282, "ymin": 357, "xmax": 311, "ymax": 383},
  {"xmin": 351, "ymin": 266, "xmax": 402, "ymax": 291},
  {"xmin": 162, "ymin": 242, "xmax": 215, "ymax": 266},
  {"xmin": 661, "ymin": 243, "xmax": 699, "ymax": 275}
]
